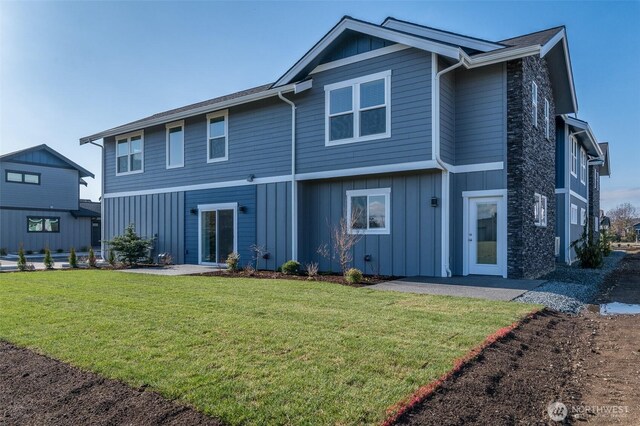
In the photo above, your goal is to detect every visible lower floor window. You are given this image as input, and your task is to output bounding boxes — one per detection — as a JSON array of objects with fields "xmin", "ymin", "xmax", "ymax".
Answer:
[
  {"xmin": 346, "ymin": 188, "xmax": 390, "ymax": 234},
  {"xmin": 534, "ymin": 193, "xmax": 547, "ymax": 227},
  {"xmin": 27, "ymin": 217, "xmax": 60, "ymax": 233},
  {"xmin": 581, "ymin": 207, "xmax": 586, "ymax": 226},
  {"xmin": 570, "ymin": 204, "xmax": 578, "ymax": 225}
]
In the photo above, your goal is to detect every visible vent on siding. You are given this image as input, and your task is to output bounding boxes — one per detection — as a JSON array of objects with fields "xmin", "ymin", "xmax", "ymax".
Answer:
[{"xmin": 555, "ymin": 237, "xmax": 561, "ymax": 256}]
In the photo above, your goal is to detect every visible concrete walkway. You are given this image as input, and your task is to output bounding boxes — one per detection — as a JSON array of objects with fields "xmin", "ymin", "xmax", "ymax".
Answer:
[
  {"xmin": 368, "ymin": 275, "xmax": 545, "ymax": 301},
  {"xmin": 117, "ymin": 264, "xmax": 222, "ymax": 276}
]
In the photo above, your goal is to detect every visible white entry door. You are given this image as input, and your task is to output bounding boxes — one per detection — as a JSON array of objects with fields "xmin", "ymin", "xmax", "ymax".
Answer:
[
  {"xmin": 198, "ymin": 203, "xmax": 237, "ymax": 266},
  {"xmin": 465, "ymin": 195, "xmax": 506, "ymax": 277}
]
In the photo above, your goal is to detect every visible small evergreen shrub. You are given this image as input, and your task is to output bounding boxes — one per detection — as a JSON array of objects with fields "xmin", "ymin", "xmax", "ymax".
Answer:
[
  {"xmin": 88, "ymin": 247, "xmax": 97, "ymax": 268},
  {"xmin": 305, "ymin": 262, "xmax": 319, "ymax": 280},
  {"xmin": 571, "ymin": 228, "xmax": 603, "ymax": 269},
  {"xmin": 599, "ymin": 230, "xmax": 612, "ymax": 257},
  {"xmin": 281, "ymin": 260, "xmax": 300, "ymax": 275},
  {"xmin": 69, "ymin": 247, "xmax": 78, "ymax": 268},
  {"xmin": 226, "ymin": 252, "xmax": 240, "ymax": 272},
  {"xmin": 17, "ymin": 246, "xmax": 27, "ymax": 272},
  {"xmin": 345, "ymin": 268, "xmax": 363, "ymax": 284},
  {"xmin": 43, "ymin": 248, "xmax": 55, "ymax": 270},
  {"xmin": 107, "ymin": 249, "xmax": 116, "ymax": 267},
  {"xmin": 105, "ymin": 224, "xmax": 155, "ymax": 266}
]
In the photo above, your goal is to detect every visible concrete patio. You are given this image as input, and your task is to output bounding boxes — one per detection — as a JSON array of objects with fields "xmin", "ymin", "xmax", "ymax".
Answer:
[
  {"xmin": 368, "ymin": 275, "xmax": 546, "ymax": 301},
  {"xmin": 117, "ymin": 264, "xmax": 222, "ymax": 276}
]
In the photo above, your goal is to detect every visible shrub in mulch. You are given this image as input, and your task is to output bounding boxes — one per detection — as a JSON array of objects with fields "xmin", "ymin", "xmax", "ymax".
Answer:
[{"xmin": 193, "ymin": 268, "xmax": 397, "ymax": 286}]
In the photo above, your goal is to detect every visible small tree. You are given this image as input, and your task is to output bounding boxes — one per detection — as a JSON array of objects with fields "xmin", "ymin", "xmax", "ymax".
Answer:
[
  {"xmin": 226, "ymin": 252, "xmax": 240, "ymax": 272},
  {"xmin": 318, "ymin": 212, "xmax": 364, "ymax": 277},
  {"xmin": 571, "ymin": 227, "xmax": 602, "ymax": 269},
  {"xmin": 105, "ymin": 224, "xmax": 154, "ymax": 266},
  {"xmin": 69, "ymin": 247, "xmax": 78, "ymax": 268},
  {"xmin": 43, "ymin": 248, "xmax": 55, "ymax": 270},
  {"xmin": 17, "ymin": 245, "xmax": 27, "ymax": 272},
  {"xmin": 107, "ymin": 249, "xmax": 116, "ymax": 266},
  {"xmin": 88, "ymin": 247, "xmax": 97, "ymax": 268}
]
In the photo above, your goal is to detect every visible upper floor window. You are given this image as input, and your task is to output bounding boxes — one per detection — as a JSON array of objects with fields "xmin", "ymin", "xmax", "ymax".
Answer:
[
  {"xmin": 27, "ymin": 216, "xmax": 59, "ymax": 233},
  {"xmin": 544, "ymin": 98, "xmax": 550, "ymax": 139},
  {"xmin": 166, "ymin": 121, "xmax": 184, "ymax": 169},
  {"xmin": 325, "ymin": 70, "xmax": 391, "ymax": 146},
  {"xmin": 570, "ymin": 136, "xmax": 577, "ymax": 177},
  {"xmin": 346, "ymin": 188, "xmax": 391, "ymax": 235},
  {"xmin": 116, "ymin": 131, "xmax": 144, "ymax": 175},
  {"xmin": 580, "ymin": 147, "xmax": 587, "ymax": 184},
  {"xmin": 207, "ymin": 110, "xmax": 228, "ymax": 163},
  {"xmin": 534, "ymin": 193, "xmax": 547, "ymax": 227},
  {"xmin": 531, "ymin": 82, "xmax": 538, "ymax": 127},
  {"xmin": 5, "ymin": 170, "xmax": 40, "ymax": 185}
]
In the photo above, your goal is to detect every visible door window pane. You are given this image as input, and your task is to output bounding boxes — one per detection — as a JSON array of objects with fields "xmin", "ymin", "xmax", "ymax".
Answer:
[
  {"xmin": 350, "ymin": 196, "xmax": 367, "ymax": 229},
  {"xmin": 476, "ymin": 203, "xmax": 497, "ymax": 265},
  {"xmin": 330, "ymin": 87, "xmax": 352, "ymax": 114},
  {"xmin": 360, "ymin": 79, "xmax": 385, "ymax": 108},
  {"xmin": 217, "ymin": 209, "xmax": 234, "ymax": 264},
  {"xmin": 201, "ymin": 211, "xmax": 216, "ymax": 263}
]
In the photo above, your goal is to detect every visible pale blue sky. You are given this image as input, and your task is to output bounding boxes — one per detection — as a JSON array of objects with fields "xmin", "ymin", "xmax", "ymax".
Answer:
[{"xmin": 1, "ymin": 1, "xmax": 638, "ymax": 211}]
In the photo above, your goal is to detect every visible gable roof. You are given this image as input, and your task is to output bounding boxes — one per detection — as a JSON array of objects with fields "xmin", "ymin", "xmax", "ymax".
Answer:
[
  {"xmin": 0, "ymin": 144, "xmax": 94, "ymax": 178},
  {"xmin": 500, "ymin": 26, "xmax": 565, "ymax": 48},
  {"xmin": 562, "ymin": 115, "xmax": 604, "ymax": 159}
]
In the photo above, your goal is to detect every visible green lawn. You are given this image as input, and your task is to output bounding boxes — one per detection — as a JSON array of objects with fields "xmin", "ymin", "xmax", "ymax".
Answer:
[{"xmin": 0, "ymin": 271, "xmax": 537, "ymax": 425}]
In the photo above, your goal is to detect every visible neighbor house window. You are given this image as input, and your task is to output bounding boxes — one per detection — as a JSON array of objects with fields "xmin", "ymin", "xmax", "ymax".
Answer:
[
  {"xmin": 534, "ymin": 193, "xmax": 547, "ymax": 227},
  {"xmin": 531, "ymin": 82, "xmax": 538, "ymax": 127},
  {"xmin": 207, "ymin": 110, "xmax": 228, "ymax": 162},
  {"xmin": 580, "ymin": 147, "xmax": 587, "ymax": 184},
  {"xmin": 116, "ymin": 131, "xmax": 144, "ymax": 175},
  {"xmin": 5, "ymin": 170, "xmax": 40, "ymax": 185},
  {"xmin": 544, "ymin": 98, "xmax": 550, "ymax": 139},
  {"xmin": 346, "ymin": 188, "xmax": 391, "ymax": 235},
  {"xmin": 325, "ymin": 70, "xmax": 391, "ymax": 145},
  {"xmin": 27, "ymin": 216, "xmax": 60, "ymax": 233},
  {"xmin": 166, "ymin": 120, "xmax": 184, "ymax": 169},
  {"xmin": 571, "ymin": 204, "xmax": 578, "ymax": 225},
  {"xmin": 570, "ymin": 136, "xmax": 577, "ymax": 177}
]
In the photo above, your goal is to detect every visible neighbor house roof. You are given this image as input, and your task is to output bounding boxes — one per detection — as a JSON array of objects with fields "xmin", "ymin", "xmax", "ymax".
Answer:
[
  {"xmin": 0, "ymin": 144, "xmax": 94, "ymax": 178},
  {"xmin": 80, "ymin": 16, "xmax": 580, "ymax": 144}
]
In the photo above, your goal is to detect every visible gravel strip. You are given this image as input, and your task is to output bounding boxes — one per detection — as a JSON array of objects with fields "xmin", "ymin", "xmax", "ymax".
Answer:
[{"xmin": 516, "ymin": 251, "xmax": 625, "ymax": 313}]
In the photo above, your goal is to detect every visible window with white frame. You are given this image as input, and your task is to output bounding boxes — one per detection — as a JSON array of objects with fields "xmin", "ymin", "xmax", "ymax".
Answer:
[
  {"xmin": 325, "ymin": 70, "xmax": 391, "ymax": 145},
  {"xmin": 346, "ymin": 188, "xmax": 390, "ymax": 234},
  {"xmin": 207, "ymin": 110, "xmax": 228, "ymax": 162},
  {"xmin": 531, "ymin": 81, "xmax": 538, "ymax": 127},
  {"xmin": 581, "ymin": 207, "xmax": 586, "ymax": 226},
  {"xmin": 534, "ymin": 193, "xmax": 547, "ymax": 227},
  {"xmin": 570, "ymin": 136, "xmax": 577, "ymax": 177},
  {"xmin": 544, "ymin": 98, "xmax": 550, "ymax": 139},
  {"xmin": 116, "ymin": 132, "xmax": 143, "ymax": 175},
  {"xmin": 571, "ymin": 203, "xmax": 578, "ymax": 225},
  {"xmin": 166, "ymin": 121, "xmax": 184, "ymax": 169},
  {"xmin": 580, "ymin": 147, "xmax": 587, "ymax": 184},
  {"xmin": 5, "ymin": 170, "xmax": 40, "ymax": 185}
]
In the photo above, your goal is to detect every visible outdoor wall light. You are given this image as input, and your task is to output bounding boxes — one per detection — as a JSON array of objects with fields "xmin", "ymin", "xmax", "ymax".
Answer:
[
  {"xmin": 246, "ymin": 174, "xmax": 255, "ymax": 182},
  {"xmin": 190, "ymin": 208, "xmax": 198, "ymax": 215},
  {"xmin": 431, "ymin": 197, "xmax": 439, "ymax": 207},
  {"xmin": 262, "ymin": 253, "xmax": 270, "ymax": 260},
  {"xmin": 364, "ymin": 254, "xmax": 372, "ymax": 262},
  {"xmin": 239, "ymin": 205, "xmax": 247, "ymax": 213}
]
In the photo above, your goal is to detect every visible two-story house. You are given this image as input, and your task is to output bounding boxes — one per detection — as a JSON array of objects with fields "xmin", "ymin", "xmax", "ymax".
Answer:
[
  {"xmin": 80, "ymin": 16, "xmax": 610, "ymax": 279},
  {"xmin": 0, "ymin": 144, "xmax": 100, "ymax": 253}
]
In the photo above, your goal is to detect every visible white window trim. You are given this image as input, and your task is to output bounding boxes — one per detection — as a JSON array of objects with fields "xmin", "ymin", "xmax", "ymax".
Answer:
[
  {"xmin": 580, "ymin": 147, "xmax": 587, "ymax": 184},
  {"xmin": 165, "ymin": 120, "xmax": 185, "ymax": 169},
  {"xmin": 544, "ymin": 98, "xmax": 550, "ymax": 140},
  {"xmin": 570, "ymin": 136, "xmax": 577, "ymax": 177},
  {"xmin": 581, "ymin": 207, "xmax": 586, "ymax": 226},
  {"xmin": 206, "ymin": 110, "xmax": 229, "ymax": 163},
  {"xmin": 346, "ymin": 187, "xmax": 391, "ymax": 235},
  {"xmin": 115, "ymin": 130, "xmax": 144, "ymax": 176},
  {"xmin": 197, "ymin": 202, "xmax": 238, "ymax": 266},
  {"xmin": 534, "ymin": 193, "xmax": 547, "ymax": 227},
  {"xmin": 571, "ymin": 203, "xmax": 578, "ymax": 225},
  {"xmin": 531, "ymin": 81, "xmax": 538, "ymax": 127},
  {"xmin": 534, "ymin": 193, "xmax": 541, "ymax": 224},
  {"xmin": 325, "ymin": 70, "xmax": 392, "ymax": 146}
]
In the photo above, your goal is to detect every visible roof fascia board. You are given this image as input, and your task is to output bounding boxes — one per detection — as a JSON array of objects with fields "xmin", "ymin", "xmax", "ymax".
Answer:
[
  {"xmin": 79, "ymin": 84, "xmax": 296, "ymax": 144},
  {"xmin": 462, "ymin": 45, "xmax": 540, "ymax": 68},
  {"xmin": 273, "ymin": 18, "xmax": 460, "ymax": 87},
  {"xmin": 563, "ymin": 115, "xmax": 603, "ymax": 158},
  {"xmin": 381, "ymin": 18, "xmax": 503, "ymax": 52},
  {"xmin": 310, "ymin": 44, "xmax": 410, "ymax": 75},
  {"xmin": 540, "ymin": 29, "xmax": 578, "ymax": 113}
]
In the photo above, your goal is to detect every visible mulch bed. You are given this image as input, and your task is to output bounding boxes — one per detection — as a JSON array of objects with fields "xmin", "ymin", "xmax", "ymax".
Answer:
[
  {"xmin": 191, "ymin": 269, "xmax": 398, "ymax": 286},
  {"xmin": 0, "ymin": 342, "xmax": 221, "ymax": 426}
]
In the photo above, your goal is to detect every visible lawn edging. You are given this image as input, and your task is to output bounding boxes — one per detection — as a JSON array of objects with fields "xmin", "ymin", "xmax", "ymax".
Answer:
[{"xmin": 381, "ymin": 308, "xmax": 542, "ymax": 426}]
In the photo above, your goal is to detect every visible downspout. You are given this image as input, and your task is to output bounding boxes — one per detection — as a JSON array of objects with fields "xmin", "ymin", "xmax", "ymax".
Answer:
[
  {"xmin": 432, "ymin": 52, "xmax": 465, "ymax": 277},
  {"xmin": 88, "ymin": 140, "xmax": 104, "ymax": 259},
  {"xmin": 278, "ymin": 92, "xmax": 298, "ymax": 261}
]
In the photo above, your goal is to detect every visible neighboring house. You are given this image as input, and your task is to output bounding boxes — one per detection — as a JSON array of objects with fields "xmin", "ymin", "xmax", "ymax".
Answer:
[
  {"xmin": 0, "ymin": 144, "xmax": 99, "ymax": 253},
  {"xmin": 554, "ymin": 118, "xmax": 611, "ymax": 263},
  {"xmin": 634, "ymin": 223, "xmax": 640, "ymax": 243},
  {"xmin": 80, "ymin": 16, "xmax": 611, "ymax": 279}
]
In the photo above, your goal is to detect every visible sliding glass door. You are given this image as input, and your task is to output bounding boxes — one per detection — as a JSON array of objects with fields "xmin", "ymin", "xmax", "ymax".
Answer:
[{"xmin": 199, "ymin": 204, "xmax": 236, "ymax": 265}]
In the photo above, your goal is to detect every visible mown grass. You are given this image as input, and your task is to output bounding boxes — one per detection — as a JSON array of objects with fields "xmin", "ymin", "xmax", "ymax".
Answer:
[{"xmin": 0, "ymin": 271, "xmax": 537, "ymax": 425}]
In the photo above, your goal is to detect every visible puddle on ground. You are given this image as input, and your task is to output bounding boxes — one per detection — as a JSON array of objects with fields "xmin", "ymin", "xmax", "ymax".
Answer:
[{"xmin": 599, "ymin": 302, "xmax": 640, "ymax": 316}]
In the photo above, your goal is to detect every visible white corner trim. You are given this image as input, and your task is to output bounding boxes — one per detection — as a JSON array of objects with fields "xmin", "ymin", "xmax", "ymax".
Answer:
[
  {"xmin": 431, "ymin": 52, "xmax": 437, "ymax": 162},
  {"xmin": 447, "ymin": 162, "xmax": 504, "ymax": 174},
  {"xmin": 104, "ymin": 175, "xmax": 291, "ymax": 199},
  {"xmin": 295, "ymin": 160, "xmax": 442, "ymax": 181},
  {"xmin": 311, "ymin": 44, "xmax": 410, "ymax": 75}
]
